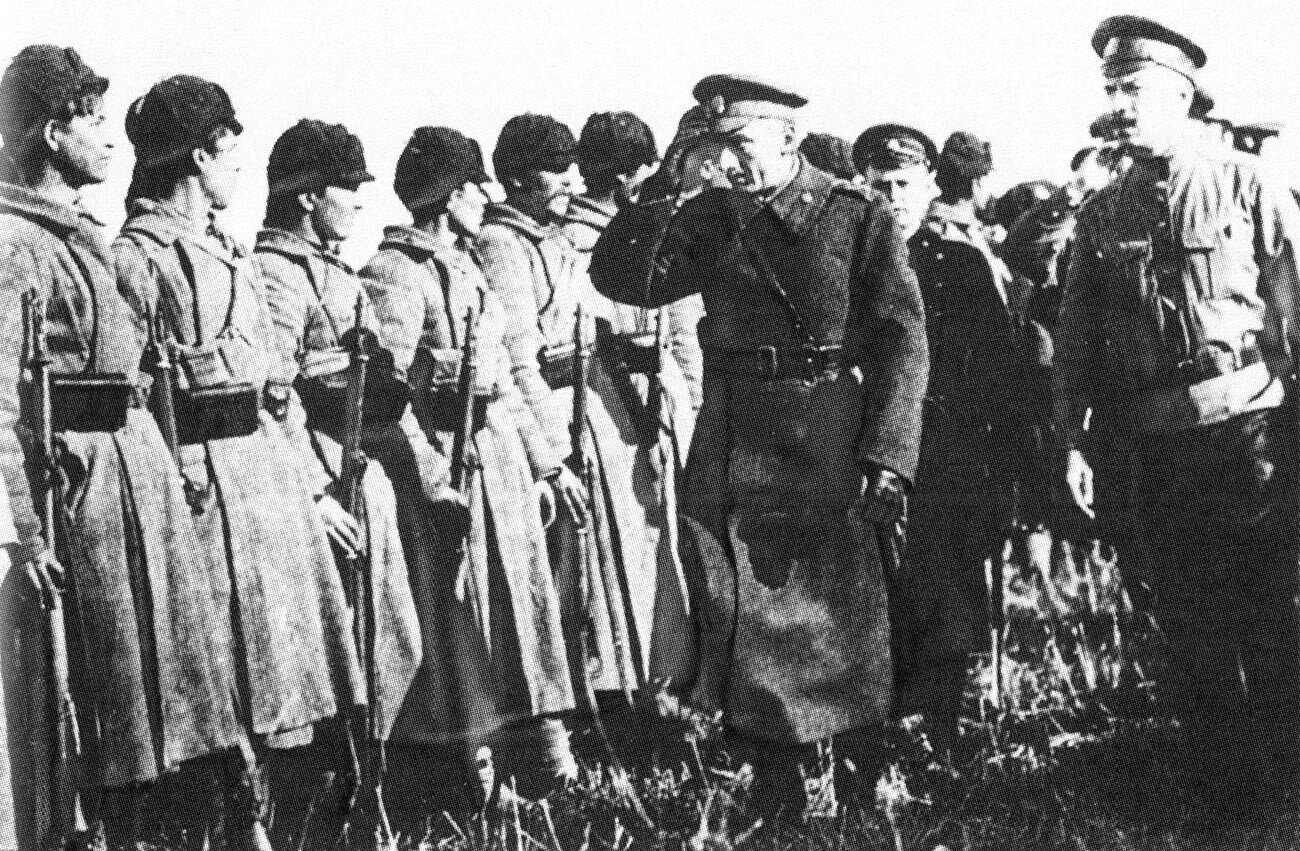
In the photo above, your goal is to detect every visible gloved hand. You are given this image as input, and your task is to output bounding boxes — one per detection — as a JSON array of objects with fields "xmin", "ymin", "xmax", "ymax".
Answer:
[{"xmin": 854, "ymin": 465, "xmax": 907, "ymax": 526}]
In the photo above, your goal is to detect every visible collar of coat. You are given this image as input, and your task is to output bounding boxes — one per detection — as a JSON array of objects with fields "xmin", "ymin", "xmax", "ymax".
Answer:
[
  {"xmin": 483, "ymin": 201, "xmax": 556, "ymax": 243},
  {"xmin": 564, "ymin": 194, "xmax": 616, "ymax": 233},
  {"xmin": 380, "ymin": 223, "xmax": 484, "ymax": 277},
  {"xmin": 761, "ymin": 155, "xmax": 839, "ymax": 238},
  {"xmin": 254, "ymin": 227, "xmax": 355, "ymax": 274},
  {"xmin": 0, "ymin": 181, "xmax": 102, "ymax": 234},
  {"xmin": 123, "ymin": 198, "xmax": 245, "ymax": 265}
]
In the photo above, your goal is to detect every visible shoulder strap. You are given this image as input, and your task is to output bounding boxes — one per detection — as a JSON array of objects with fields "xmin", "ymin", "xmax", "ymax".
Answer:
[{"xmin": 734, "ymin": 213, "xmax": 814, "ymax": 345}]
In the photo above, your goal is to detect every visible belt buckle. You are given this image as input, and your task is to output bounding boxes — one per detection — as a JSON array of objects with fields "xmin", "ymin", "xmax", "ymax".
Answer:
[{"xmin": 758, "ymin": 345, "xmax": 779, "ymax": 379}]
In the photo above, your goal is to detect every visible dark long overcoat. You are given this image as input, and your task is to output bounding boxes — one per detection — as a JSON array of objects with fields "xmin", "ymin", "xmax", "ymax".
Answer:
[{"xmin": 590, "ymin": 158, "xmax": 928, "ymax": 742}]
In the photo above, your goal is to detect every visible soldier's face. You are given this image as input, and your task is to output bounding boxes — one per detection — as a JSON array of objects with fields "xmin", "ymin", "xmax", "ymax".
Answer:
[
  {"xmin": 1104, "ymin": 65, "xmax": 1194, "ymax": 147},
  {"xmin": 863, "ymin": 163, "xmax": 937, "ymax": 239},
  {"xmin": 49, "ymin": 102, "xmax": 113, "ymax": 187},
  {"xmin": 725, "ymin": 118, "xmax": 796, "ymax": 193},
  {"xmin": 535, "ymin": 163, "xmax": 583, "ymax": 221},
  {"xmin": 447, "ymin": 180, "xmax": 489, "ymax": 238},
  {"xmin": 311, "ymin": 184, "xmax": 363, "ymax": 243},
  {"xmin": 196, "ymin": 129, "xmax": 242, "ymax": 210}
]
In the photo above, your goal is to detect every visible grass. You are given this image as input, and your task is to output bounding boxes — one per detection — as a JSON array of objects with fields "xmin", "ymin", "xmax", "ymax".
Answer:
[{"xmin": 144, "ymin": 533, "xmax": 1297, "ymax": 850}]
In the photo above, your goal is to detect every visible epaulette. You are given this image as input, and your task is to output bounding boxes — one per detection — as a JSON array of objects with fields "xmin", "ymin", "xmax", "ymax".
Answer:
[{"xmin": 829, "ymin": 179, "xmax": 875, "ymax": 203}]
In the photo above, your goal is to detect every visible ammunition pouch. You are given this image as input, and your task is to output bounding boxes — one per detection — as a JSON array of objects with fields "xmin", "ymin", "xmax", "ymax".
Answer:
[
  {"xmin": 175, "ymin": 383, "xmax": 260, "ymax": 445},
  {"xmin": 601, "ymin": 333, "xmax": 661, "ymax": 376},
  {"xmin": 50, "ymin": 373, "xmax": 135, "ymax": 433},
  {"xmin": 539, "ymin": 343, "xmax": 584, "ymax": 389},
  {"xmin": 417, "ymin": 388, "xmax": 490, "ymax": 434},
  {"xmin": 293, "ymin": 364, "xmax": 411, "ymax": 435}
]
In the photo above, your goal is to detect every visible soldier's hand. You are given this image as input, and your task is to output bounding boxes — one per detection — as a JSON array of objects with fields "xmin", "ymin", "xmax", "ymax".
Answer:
[
  {"xmin": 1064, "ymin": 448, "xmax": 1096, "ymax": 520},
  {"xmin": 551, "ymin": 465, "xmax": 591, "ymax": 529},
  {"xmin": 856, "ymin": 466, "xmax": 907, "ymax": 526},
  {"xmin": 316, "ymin": 493, "xmax": 362, "ymax": 558}
]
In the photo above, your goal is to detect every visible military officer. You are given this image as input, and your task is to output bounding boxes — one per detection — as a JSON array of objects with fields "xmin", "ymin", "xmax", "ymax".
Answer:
[
  {"xmin": 0, "ymin": 48, "xmax": 244, "ymax": 851},
  {"xmin": 589, "ymin": 75, "xmax": 928, "ymax": 815},
  {"xmin": 1055, "ymin": 15, "xmax": 1300, "ymax": 812},
  {"xmin": 852, "ymin": 123, "xmax": 939, "ymax": 242}
]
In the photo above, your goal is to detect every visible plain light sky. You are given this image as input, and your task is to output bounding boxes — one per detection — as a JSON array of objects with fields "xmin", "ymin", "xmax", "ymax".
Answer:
[{"xmin": 5, "ymin": 0, "xmax": 1300, "ymax": 266}]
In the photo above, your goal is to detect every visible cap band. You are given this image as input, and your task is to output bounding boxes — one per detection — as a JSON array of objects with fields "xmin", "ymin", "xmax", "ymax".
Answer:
[
  {"xmin": 1103, "ymin": 36, "xmax": 1198, "ymax": 82},
  {"xmin": 865, "ymin": 136, "xmax": 931, "ymax": 170},
  {"xmin": 710, "ymin": 99, "xmax": 798, "ymax": 133}
]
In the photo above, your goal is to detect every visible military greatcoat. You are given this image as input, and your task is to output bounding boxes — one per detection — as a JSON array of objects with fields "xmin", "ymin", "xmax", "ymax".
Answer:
[
  {"xmin": 0, "ymin": 184, "xmax": 242, "ymax": 849},
  {"xmin": 590, "ymin": 158, "xmax": 928, "ymax": 743},
  {"xmin": 562, "ymin": 194, "xmax": 701, "ymax": 694},
  {"xmin": 252, "ymin": 228, "xmax": 422, "ymax": 739},
  {"xmin": 361, "ymin": 225, "xmax": 574, "ymax": 746},
  {"xmin": 478, "ymin": 201, "xmax": 692, "ymax": 698},
  {"xmin": 113, "ymin": 200, "xmax": 364, "ymax": 743}
]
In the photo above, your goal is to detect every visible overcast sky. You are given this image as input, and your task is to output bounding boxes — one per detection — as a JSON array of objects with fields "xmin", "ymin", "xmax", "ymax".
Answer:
[{"xmin": 6, "ymin": 0, "xmax": 1299, "ymax": 266}]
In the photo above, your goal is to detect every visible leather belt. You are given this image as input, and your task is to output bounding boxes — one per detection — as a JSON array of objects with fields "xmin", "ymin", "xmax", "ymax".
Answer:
[{"xmin": 704, "ymin": 344, "xmax": 848, "ymax": 380}]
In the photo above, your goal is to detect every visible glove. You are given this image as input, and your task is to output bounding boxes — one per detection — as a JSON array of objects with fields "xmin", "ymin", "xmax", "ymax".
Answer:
[{"xmin": 855, "ymin": 465, "xmax": 907, "ymax": 526}]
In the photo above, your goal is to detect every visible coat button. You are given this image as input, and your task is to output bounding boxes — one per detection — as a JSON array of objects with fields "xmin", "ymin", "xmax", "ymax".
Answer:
[{"xmin": 801, "ymin": 192, "xmax": 813, "ymax": 204}]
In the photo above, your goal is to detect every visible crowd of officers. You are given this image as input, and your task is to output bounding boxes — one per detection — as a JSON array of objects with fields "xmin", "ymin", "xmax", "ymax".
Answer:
[{"xmin": 1, "ymin": 11, "xmax": 1299, "ymax": 850}]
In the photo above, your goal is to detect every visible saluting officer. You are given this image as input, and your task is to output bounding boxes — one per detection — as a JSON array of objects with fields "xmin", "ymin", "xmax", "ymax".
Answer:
[
  {"xmin": 0, "ymin": 48, "xmax": 247, "ymax": 850},
  {"xmin": 590, "ymin": 75, "xmax": 928, "ymax": 814},
  {"xmin": 1055, "ymin": 16, "xmax": 1300, "ymax": 811},
  {"xmin": 113, "ymin": 76, "xmax": 365, "ymax": 850}
]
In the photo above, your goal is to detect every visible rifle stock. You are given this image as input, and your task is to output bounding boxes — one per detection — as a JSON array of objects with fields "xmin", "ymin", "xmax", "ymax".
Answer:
[{"xmin": 21, "ymin": 288, "xmax": 89, "ymax": 845}]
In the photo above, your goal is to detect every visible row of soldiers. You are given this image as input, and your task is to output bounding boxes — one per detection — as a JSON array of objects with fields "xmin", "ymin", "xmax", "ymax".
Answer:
[{"xmin": 3, "ymin": 9, "xmax": 1300, "ymax": 849}]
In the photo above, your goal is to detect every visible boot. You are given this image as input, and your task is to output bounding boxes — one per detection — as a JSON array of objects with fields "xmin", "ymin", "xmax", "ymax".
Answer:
[
  {"xmin": 100, "ymin": 786, "xmax": 147, "ymax": 851},
  {"xmin": 224, "ymin": 756, "xmax": 274, "ymax": 851}
]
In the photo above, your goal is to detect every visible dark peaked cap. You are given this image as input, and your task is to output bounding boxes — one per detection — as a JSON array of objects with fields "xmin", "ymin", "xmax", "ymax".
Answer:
[
  {"xmin": 1092, "ymin": 15, "xmax": 1206, "ymax": 83},
  {"xmin": 693, "ymin": 74, "xmax": 807, "ymax": 133},
  {"xmin": 853, "ymin": 124, "xmax": 937, "ymax": 173}
]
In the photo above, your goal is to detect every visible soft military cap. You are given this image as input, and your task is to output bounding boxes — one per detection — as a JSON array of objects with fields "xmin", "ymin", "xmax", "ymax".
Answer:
[
  {"xmin": 492, "ymin": 113, "xmax": 577, "ymax": 180},
  {"xmin": 394, "ymin": 126, "xmax": 490, "ymax": 214},
  {"xmin": 994, "ymin": 180, "xmax": 1057, "ymax": 230},
  {"xmin": 0, "ymin": 45, "xmax": 108, "ymax": 143},
  {"xmin": 126, "ymin": 74, "xmax": 242, "ymax": 169},
  {"xmin": 939, "ymin": 131, "xmax": 993, "ymax": 181},
  {"xmin": 799, "ymin": 132, "xmax": 857, "ymax": 181},
  {"xmin": 852, "ymin": 123, "xmax": 937, "ymax": 173},
  {"xmin": 267, "ymin": 118, "xmax": 374, "ymax": 197},
  {"xmin": 692, "ymin": 74, "xmax": 807, "ymax": 133},
  {"xmin": 576, "ymin": 111, "xmax": 657, "ymax": 179},
  {"xmin": 1092, "ymin": 15, "xmax": 1205, "ymax": 83}
]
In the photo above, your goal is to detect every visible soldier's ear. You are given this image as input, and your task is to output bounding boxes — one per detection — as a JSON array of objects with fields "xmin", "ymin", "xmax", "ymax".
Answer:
[
  {"xmin": 40, "ymin": 119, "xmax": 62, "ymax": 155},
  {"xmin": 784, "ymin": 122, "xmax": 805, "ymax": 155},
  {"xmin": 297, "ymin": 191, "xmax": 317, "ymax": 213}
]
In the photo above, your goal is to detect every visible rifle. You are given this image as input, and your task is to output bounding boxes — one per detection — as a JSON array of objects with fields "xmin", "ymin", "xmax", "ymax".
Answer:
[
  {"xmin": 449, "ymin": 297, "xmax": 482, "ymax": 496},
  {"xmin": 568, "ymin": 307, "xmax": 652, "ymax": 828},
  {"xmin": 21, "ymin": 288, "xmax": 90, "ymax": 847},
  {"xmin": 335, "ymin": 294, "xmax": 396, "ymax": 848}
]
